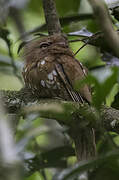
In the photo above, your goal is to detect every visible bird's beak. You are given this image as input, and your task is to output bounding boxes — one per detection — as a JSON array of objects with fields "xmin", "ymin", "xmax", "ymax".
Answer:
[{"xmin": 55, "ymin": 42, "xmax": 68, "ymax": 47}]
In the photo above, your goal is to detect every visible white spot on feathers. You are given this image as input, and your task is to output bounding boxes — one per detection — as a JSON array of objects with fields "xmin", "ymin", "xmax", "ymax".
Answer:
[
  {"xmin": 48, "ymin": 72, "xmax": 53, "ymax": 80},
  {"xmin": 41, "ymin": 80, "xmax": 45, "ymax": 87},
  {"xmin": 24, "ymin": 67, "xmax": 28, "ymax": 72},
  {"xmin": 41, "ymin": 60, "xmax": 45, "ymax": 65},
  {"xmin": 52, "ymin": 70, "xmax": 57, "ymax": 76}
]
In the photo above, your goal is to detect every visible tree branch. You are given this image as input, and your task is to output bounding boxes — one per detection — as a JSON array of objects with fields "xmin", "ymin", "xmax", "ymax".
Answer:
[
  {"xmin": 88, "ymin": 0, "xmax": 119, "ymax": 57},
  {"xmin": 1, "ymin": 89, "xmax": 119, "ymax": 134},
  {"xmin": 42, "ymin": 0, "xmax": 61, "ymax": 35}
]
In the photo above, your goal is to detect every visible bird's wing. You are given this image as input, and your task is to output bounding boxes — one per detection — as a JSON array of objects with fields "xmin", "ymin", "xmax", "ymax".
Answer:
[{"xmin": 55, "ymin": 63, "xmax": 84, "ymax": 103}]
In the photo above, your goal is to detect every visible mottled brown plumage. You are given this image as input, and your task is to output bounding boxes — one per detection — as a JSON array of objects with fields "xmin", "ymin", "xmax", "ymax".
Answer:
[{"xmin": 22, "ymin": 34, "xmax": 91, "ymax": 103}]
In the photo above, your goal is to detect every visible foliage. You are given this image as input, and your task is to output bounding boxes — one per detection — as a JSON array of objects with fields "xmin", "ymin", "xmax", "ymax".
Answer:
[{"xmin": 1, "ymin": 0, "xmax": 119, "ymax": 180}]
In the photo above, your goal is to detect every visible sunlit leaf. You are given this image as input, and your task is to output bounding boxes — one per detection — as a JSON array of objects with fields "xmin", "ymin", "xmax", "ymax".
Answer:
[
  {"xmin": 106, "ymin": 83, "xmax": 119, "ymax": 106},
  {"xmin": 25, "ymin": 171, "xmax": 44, "ymax": 180},
  {"xmin": 68, "ymin": 28, "xmax": 93, "ymax": 37}
]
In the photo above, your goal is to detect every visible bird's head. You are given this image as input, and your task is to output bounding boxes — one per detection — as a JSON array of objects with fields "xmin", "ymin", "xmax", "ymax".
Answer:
[{"xmin": 23, "ymin": 34, "xmax": 73, "ymax": 63}]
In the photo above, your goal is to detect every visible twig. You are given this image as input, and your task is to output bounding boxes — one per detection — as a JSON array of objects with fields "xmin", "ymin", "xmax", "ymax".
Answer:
[{"xmin": 74, "ymin": 42, "xmax": 89, "ymax": 56}]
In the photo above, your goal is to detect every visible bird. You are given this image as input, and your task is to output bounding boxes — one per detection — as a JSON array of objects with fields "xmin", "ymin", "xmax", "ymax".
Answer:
[{"xmin": 22, "ymin": 34, "xmax": 91, "ymax": 103}]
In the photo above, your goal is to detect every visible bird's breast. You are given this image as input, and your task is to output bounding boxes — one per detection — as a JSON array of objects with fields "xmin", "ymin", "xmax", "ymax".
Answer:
[{"xmin": 23, "ymin": 55, "xmax": 67, "ymax": 98}]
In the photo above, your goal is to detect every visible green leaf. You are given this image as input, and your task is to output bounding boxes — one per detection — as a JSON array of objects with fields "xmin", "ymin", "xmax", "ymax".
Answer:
[
  {"xmin": 75, "ymin": 67, "xmax": 119, "ymax": 108},
  {"xmin": 56, "ymin": 150, "xmax": 119, "ymax": 180},
  {"xmin": 92, "ymin": 67, "xmax": 118, "ymax": 108},
  {"xmin": 25, "ymin": 171, "xmax": 44, "ymax": 180}
]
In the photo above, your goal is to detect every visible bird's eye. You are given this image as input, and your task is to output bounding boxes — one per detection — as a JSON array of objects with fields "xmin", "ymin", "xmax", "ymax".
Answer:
[{"xmin": 39, "ymin": 42, "xmax": 51, "ymax": 48}]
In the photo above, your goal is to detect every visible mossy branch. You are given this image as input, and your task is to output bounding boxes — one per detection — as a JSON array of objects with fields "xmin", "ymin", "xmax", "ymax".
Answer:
[{"xmin": 1, "ymin": 89, "xmax": 119, "ymax": 134}]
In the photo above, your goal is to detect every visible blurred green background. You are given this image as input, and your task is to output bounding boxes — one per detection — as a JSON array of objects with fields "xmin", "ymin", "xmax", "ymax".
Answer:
[{"xmin": 1, "ymin": 0, "xmax": 119, "ymax": 180}]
